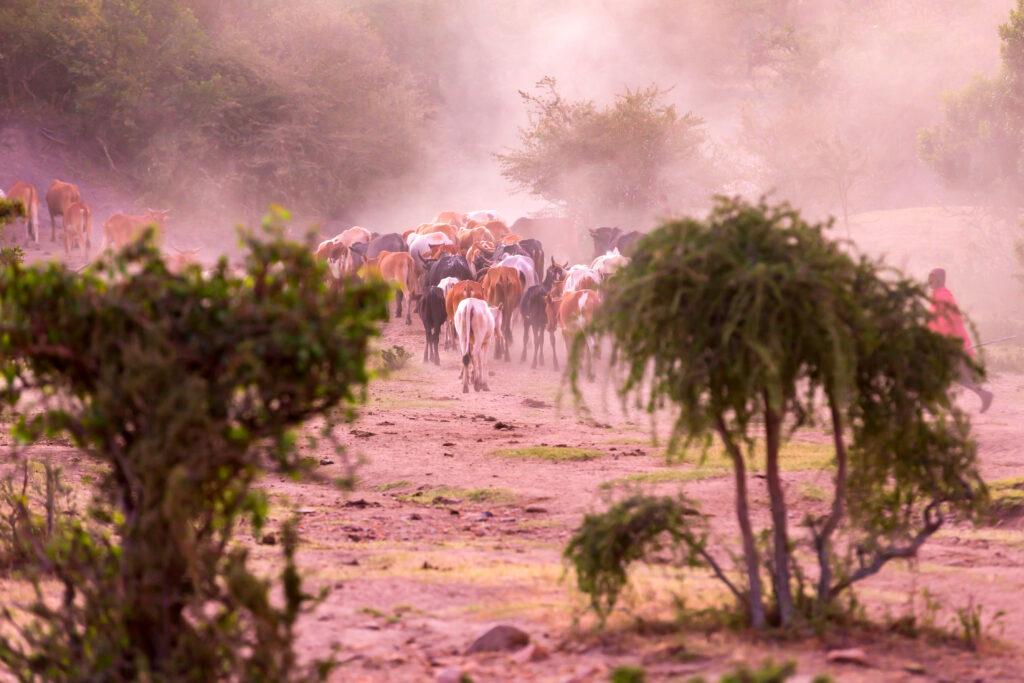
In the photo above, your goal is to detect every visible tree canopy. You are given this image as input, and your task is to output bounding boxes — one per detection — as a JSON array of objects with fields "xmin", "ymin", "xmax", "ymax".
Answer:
[
  {"xmin": 497, "ymin": 78, "xmax": 712, "ymax": 226},
  {"xmin": 566, "ymin": 197, "xmax": 985, "ymax": 628},
  {"xmin": 0, "ymin": 214, "xmax": 390, "ymax": 679},
  {"xmin": 918, "ymin": 0, "xmax": 1024, "ymax": 214}
]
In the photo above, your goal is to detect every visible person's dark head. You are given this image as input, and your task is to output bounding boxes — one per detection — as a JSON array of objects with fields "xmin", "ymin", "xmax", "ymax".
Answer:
[{"xmin": 927, "ymin": 268, "xmax": 946, "ymax": 290}]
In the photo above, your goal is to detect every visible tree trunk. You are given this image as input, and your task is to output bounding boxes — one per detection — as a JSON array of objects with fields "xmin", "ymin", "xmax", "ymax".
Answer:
[
  {"xmin": 816, "ymin": 394, "xmax": 847, "ymax": 606},
  {"xmin": 764, "ymin": 402, "xmax": 793, "ymax": 625},
  {"xmin": 716, "ymin": 415, "xmax": 766, "ymax": 629}
]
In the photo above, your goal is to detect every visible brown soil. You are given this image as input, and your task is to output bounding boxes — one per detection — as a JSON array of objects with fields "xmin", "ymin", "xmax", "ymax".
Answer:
[{"xmin": 8, "ymin": 312, "xmax": 1024, "ymax": 682}]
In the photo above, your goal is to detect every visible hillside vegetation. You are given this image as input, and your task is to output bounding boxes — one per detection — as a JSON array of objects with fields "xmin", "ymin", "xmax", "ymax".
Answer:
[{"xmin": 0, "ymin": 0, "xmax": 426, "ymax": 218}]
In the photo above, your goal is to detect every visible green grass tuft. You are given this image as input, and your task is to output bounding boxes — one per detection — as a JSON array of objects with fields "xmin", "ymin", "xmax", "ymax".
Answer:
[
  {"xmin": 373, "ymin": 479, "xmax": 412, "ymax": 492},
  {"xmin": 494, "ymin": 446, "xmax": 602, "ymax": 462},
  {"xmin": 396, "ymin": 486, "xmax": 517, "ymax": 505}
]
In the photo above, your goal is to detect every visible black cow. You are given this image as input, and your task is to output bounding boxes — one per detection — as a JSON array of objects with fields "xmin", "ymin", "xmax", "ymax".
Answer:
[
  {"xmin": 419, "ymin": 286, "xmax": 446, "ymax": 365},
  {"xmin": 544, "ymin": 257, "xmax": 568, "ymax": 288},
  {"xmin": 517, "ymin": 238, "xmax": 545, "ymax": 281},
  {"xmin": 493, "ymin": 241, "xmax": 529, "ymax": 262},
  {"xmin": 588, "ymin": 226, "xmax": 641, "ymax": 260},
  {"xmin": 519, "ymin": 284, "xmax": 551, "ymax": 368},
  {"xmin": 423, "ymin": 254, "xmax": 473, "ymax": 289},
  {"xmin": 353, "ymin": 232, "xmax": 407, "ymax": 261}
]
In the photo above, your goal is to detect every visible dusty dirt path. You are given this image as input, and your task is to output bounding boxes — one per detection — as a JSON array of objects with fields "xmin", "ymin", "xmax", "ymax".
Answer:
[{"xmin": 4, "ymin": 312, "xmax": 1024, "ymax": 682}]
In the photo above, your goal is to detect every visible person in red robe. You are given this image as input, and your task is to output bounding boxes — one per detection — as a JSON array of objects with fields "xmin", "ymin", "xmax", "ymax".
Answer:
[{"xmin": 927, "ymin": 268, "xmax": 993, "ymax": 413}]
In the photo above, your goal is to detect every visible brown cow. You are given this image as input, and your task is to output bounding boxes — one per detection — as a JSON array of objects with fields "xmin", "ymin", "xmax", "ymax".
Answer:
[
  {"xmin": 46, "ymin": 179, "xmax": 82, "ymax": 243},
  {"xmin": 165, "ymin": 247, "xmax": 202, "ymax": 275},
  {"xmin": 500, "ymin": 233, "xmax": 524, "ymax": 246},
  {"xmin": 315, "ymin": 236, "xmax": 354, "ymax": 285},
  {"xmin": 415, "ymin": 222, "xmax": 458, "ymax": 244},
  {"xmin": 457, "ymin": 226, "xmax": 494, "ymax": 252},
  {"xmin": 558, "ymin": 288, "xmax": 602, "ymax": 380},
  {"xmin": 363, "ymin": 250, "xmax": 419, "ymax": 324},
  {"xmin": 63, "ymin": 201, "xmax": 92, "ymax": 256},
  {"xmin": 484, "ymin": 220, "xmax": 510, "ymax": 242},
  {"xmin": 5, "ymin": 180, "xmax": 39, "ymax": 242},
  {"xmin": 433, "ymin": 210, "xmax": 466, "ymax": 227},
  {"xmin": 100, "ymin": 209, "xmax": 171, "ymax": 251},
  {"xmin": 482, "ymin": 265, "xmax": 523, "ymax": 362},
  {"xmin": 425, "ymin": 243, "xmax": 459, "ymax": 260}
]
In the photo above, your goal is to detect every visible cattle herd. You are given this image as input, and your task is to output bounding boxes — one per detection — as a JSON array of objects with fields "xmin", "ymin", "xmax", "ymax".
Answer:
[
  {"xmin": 314, "ymin": 210, "xmax": 638, "ymax": 392},
  {"xmin": 1, "ymin": 178, "xmax": 192, "ymax": 270},
  {"xmin": 1, "ymin": 183, "xmax": 641, "ymax": 393}
]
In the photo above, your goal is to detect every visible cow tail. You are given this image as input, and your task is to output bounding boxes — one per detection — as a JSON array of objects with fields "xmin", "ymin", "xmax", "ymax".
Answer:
[
  {"xmin": 29, "ymin": 188, "xmax": 39, "ymax": 242},
  {"xmin": 461, "ymin": 306, "xmax": 472, "ymax": 367}
]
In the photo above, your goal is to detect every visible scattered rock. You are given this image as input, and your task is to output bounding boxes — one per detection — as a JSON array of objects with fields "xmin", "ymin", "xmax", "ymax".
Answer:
[
  {"xmin": 410, "ymin": 513, "xmax": 422, "ymax": 520},
  {"xmin": 524, "ymin": 506, "xmax": 547, "ymax": 514},
  {"xmin": 377, "ymin": 420, "xmax": 395, "ymax": 426},
  {"xmin": 522, "ymin": 398, "xmax": 550, "ymax": 408},
  {"xmin": 422, "ymin": 560, "xmax": 438, "ymax": 570},
  {"xmin": 825, "ymin": 648, "xmax": 871, "ymax": 667},
  {"xmin": 493, "ymin": 422, "xmax": 514, "ymax": 431},
  {"xmin": 443, "ymin": 441, "xmax": 456, "ymax": 447},
  {"xmin": 259, "ymin": 533, "xmax": 277, "ymax": 545},
  {"xmin": 433, "ymin": 496, "xmax": 459, "ymax": 505},
  {"xmin": 478, "ymin": 511, "xmax": 494, "ymax": 519},
  {"xmin": 350, "ymin": 429, "xmax": 376, "ymax": 438},
  {"xmin": 443, "ymin": 452, "xmax": 455, "ymax": 458},
  {"xmin": 466, "ymin": 625, "xmax": 530, "ymax": 654},
  {"xmin": 341, "ymin": 558, "xmax": 359, "ymax": 566},
  {"xmin": 296, "ymin": 507, "xmax": 317, "ymax": 515},
  {"xmin": 513, "ymin": 643, "xmax": 549, "ymax": 663},
  {"xmin": 343, "ymin": 499, "xmax": 382, "ymax": 509},
  {"xmin": 347, "ymin": 534, "xmax": 362, "ymax": 542},
  {"xmin": 319, "ymin": 458, "xmax": 335, "ymax": 466},
  {"xmin": 904, "ymin": 662, "xmax": 926, "ymax": 675},
  {"xmin": 449, "ymin": 508, "xmax": 460, "ymax": 516},
  {"xmin": 436, "ymin": 668, "xmax": 465, "ymax": 683}
]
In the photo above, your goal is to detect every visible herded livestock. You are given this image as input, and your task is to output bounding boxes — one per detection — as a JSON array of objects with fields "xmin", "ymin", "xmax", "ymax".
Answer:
[
  {"xmin": 498, "ymin": 254, "xmax": 539, "ymax": 290},
  {"xmin": 482, "ymin": 265, "xmax": 523, "ymax": 362},
  {"xmin": 338, "ymin": 226, "xmax": 372, "ymax": 247},
  {"xmin": 355, "ymin": 232, "xmax": 407, "ymax": 260},
  {"xmin": 558, "ymin": 289, "xmax": 602, "ymax": 380},
  {"xmin": 520, "ymin": 284, "xmax": 554, "ymax": 369},
  {"xmin": 408, "ymin": 232, "xmax": 454, "ymax": 270},
  {"xmin": 419, "ymin": 286, "xmax": 447, "ymax": 365},
  {"xmin": 564, "ymin": 265, "xmax": 601, "ymax": 293},
  {"xmin": 591, "ymin": 248, "xmax": 630, "ymax": 278},
  {"xmin": 365, "ymin": 251, "xmax": 420, "ymax": 324},
  {"xmin": 46, "ymin": 179, "xmax": 82, "ymax": 243},
  {"xmin": 454, "ymin": 297, "xmax": 496, "ymax": 393},
  {"xmin": 466, "ymin": 241, "xmax": 494, "ymax": 278},
  {"xmin": 165, "ymin": 247, "xmax": 202, "ymax": 274},
  {"xmin": 5, "ymin": 180, "xmax": 39, "ymax": 242},
  {"xmin": 446, "ymin": 280, "xmax": 486, "ymax": 338},
  {"xmin": 425, "ymin": 243, "xmax": 460, "ymax": 260},
  {"xmin": 315, "ymin": 238, "xmax": 354, "ymax": 283},
  {"xmin": 457, "ymin": 225, "xmax": 494, "ymax": 251},
  {"xmin": 100, "ymin": 209, "xmax": 171, "ymax": 251},
  {"xmin": 544, "ymin": 257, "xmax": 569, "ymax": 288},
  {"xmin": 433, "ymin": 210, "xmax": 466, "ymax": 227},
  {"xmin": 424, "ymin": 254, "xmax": 473, "ymax": 289},
  {"xmin": 466, "ymin": 209, "xmax": 507, "ymax": 225},
  {"xmin": 415, "ymin": 222, "xmax": 459, "ymax": 244},
  {"xmin": 63, "ymin": 201, "xmax": 92, "ymax": 256},
  {"xmin": 437, "ymin": 276, "xmax": 463, "ymax": 350},
  {"xmin": 589, "ymin": 226, "xmax": 641, "ymax": 259},
  {"xmin": 517, "ymin": 238, "xmax": 545, "ymax": 281},
  {"xmin": 500, "ymin": 233, "xmax": 524, "ymax": 245},
  {"xmin": 484, "ymin": 220, "xmax": 510, "ymax": 242}
]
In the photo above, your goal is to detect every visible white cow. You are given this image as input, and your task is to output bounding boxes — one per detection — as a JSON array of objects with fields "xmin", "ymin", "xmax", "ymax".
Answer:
[
  {"xmin": 466, "ymin": 209, "xmax": 507, "ymax": 224},
  {"xmin": 498, "ymin": 253, "xmax": 539, "ymax": 290},
  {"xmin": 563, "ymin": 265, "xmax": 602, "ymax": 293},
  {"xmin": 437, "ymin": 276, "xmax": 460, "ymax": 350},
  {"xmin": 455, "ymin": 297, "xmax": 496, "ymax": 393},
  {"xmin": 408, "ymin": 232, "xmax": 454, "ymax": 270},
  {"xmin": 591, "ymin": 248, "xmax": 630, "ymax": 278}
]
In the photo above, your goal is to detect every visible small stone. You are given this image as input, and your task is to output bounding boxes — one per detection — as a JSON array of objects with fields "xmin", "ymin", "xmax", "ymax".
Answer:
[
  {"xmin": 524, "ymin": 506, "xmax": 547, "ymax": 513},
  {"xmin": 436, "ymin": 667, "xmax": 464, "ymax": 683},
  {"xmin": 825, "ymin": 648, "xmax": 871, "ymax": 667},
  {"xmin": 904, "ymin": 662, "xmax": 926, "ymax": 675},
  {"xmin": 513, "ymin": 643, "xmax": 549, "ymax": 663},
  {"xmin": 410, "ymin": 513, "xmax": 422, "ymax": 520},
  {"xmin": 260, "ymin": 533, "xmax": 277, "ymax": 545},
  {"xmin": 466, "ymin": 624, "xmax": 530, "ymax": 654},
  {"xmin": 319, "ymin": 458, "xmax": 334, "ymax": 466}
]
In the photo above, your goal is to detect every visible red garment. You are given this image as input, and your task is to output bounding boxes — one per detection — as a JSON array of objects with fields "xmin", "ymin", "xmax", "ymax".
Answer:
[{"xmin": 929, "ymin": 286, "xmax": 974, "ymax": 356}]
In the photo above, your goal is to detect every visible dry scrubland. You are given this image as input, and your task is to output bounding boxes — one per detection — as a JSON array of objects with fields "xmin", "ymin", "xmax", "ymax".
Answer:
[{"xmin": 2, "ymin": 210, "xmax": 1024, "ymax": 682}]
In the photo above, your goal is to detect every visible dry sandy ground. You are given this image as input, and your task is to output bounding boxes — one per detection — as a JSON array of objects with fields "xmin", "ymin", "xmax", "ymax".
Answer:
[{"xmin": 4, "ymin": 313, "xmax": 1024, "ymax": 682}]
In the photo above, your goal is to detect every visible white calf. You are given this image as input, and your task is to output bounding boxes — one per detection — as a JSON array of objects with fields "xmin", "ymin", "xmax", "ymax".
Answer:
[{"xmin": 455, "ymin": 297, "xmax": 496, "ymax": 393}]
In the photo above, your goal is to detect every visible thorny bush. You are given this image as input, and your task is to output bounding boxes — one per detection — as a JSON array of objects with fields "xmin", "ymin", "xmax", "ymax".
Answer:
[
  {"xmin": 566, "ymin": 196, "xmax": 986, "ymax": 630},
  {"xmin": 0, "ymin": 212, "xmax": 390, "ymax": 681}
]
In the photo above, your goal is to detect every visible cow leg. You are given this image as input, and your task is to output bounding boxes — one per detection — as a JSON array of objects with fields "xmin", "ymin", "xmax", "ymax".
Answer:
[
  {"xmin": 432, "ymin": 328, "xmax": 441, "ymax": 365},
  {"xmin": 423, "ymin": 329, "xmax": 431, "ymax": 362},
  {"xmin": 521, "ymin": 322, "xmax": 530, "ymax": 363},
  {"xmin": 533, "ymin": 323, "xmax": 544, "ymax": 369},
  {"xmin": 549, "ymin": 328, "xmax": 559, "ymax": 371},
  {"xmin": 503, "ymin": 317, "xmax": 512, "ymax": 362}
]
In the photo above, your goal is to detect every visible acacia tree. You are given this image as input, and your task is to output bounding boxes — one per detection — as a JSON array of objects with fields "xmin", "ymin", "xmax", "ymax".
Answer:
[
  {"xmin": 0, "ymin": 213, "xmax": 389, "ymax": 679},
  {"xmin": 566, "ymin": 197, "xmax": 985, "ymax": 628},
  {"xmin": 496, "ymin": 77, "xmax": 711, "ymax": 226},
  {"xmin": 918, "ymin": 0, "xmax": 1024, "ymax": 214}
]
